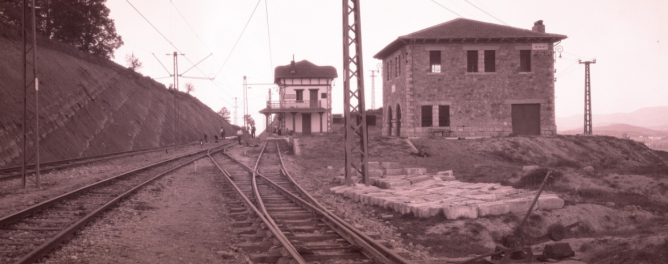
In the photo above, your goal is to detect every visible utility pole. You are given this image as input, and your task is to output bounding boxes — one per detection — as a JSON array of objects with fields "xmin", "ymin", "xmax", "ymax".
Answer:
[
  {"xmin": 243, "ymin": 76, "xmax": 247, "ymax": 130},
  {"xmin": 234, "ymin": 97, "xmax": 239, "ymax": 126},
  {"xmin": 342, "ymin": 0, "xmax": 370, "ymax": 186},
  {"xmin": 22, "ymin": 0, "xmax": 39, "ymax": 188},
  {"xmin": 579, "ymin": 59, "xmax": 596, "ymax": 135},
  {"xmin": 169, "ymin": 52, "xmax": 184, "ymax": 150},
  {"xmin": 153, "ymin": 52, "xmax": 212, "ymax": 149},
  {"xmin": 369, "ymin": 69, "xmax": 378, "ymax": 110}
]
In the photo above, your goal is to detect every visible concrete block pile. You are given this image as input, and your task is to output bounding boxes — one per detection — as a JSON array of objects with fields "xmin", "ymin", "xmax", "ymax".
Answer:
[{"xmin": 330, "ymin": 162, "xmax": 564, "ymax": 219}]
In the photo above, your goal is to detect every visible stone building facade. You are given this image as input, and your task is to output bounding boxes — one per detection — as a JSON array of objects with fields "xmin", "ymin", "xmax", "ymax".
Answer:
[{"xmin": 374, "ymin": 19, "xmax": 567, "ymax": 137}]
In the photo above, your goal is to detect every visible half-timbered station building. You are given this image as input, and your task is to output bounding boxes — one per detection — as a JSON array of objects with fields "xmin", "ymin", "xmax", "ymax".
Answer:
[
  {"xmin": 260, "ymin": 60, "xmax": 337, "ymax": 135},
  {"xmin": 373, "ymin": 18, "xmax": 567, "ymax": 137}
]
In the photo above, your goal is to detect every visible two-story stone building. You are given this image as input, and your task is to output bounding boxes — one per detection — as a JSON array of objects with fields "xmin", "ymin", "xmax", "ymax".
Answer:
[
  {"xmin": 259, "ymin": 60, "xmax": 337, "ymax": 135},
  {"xmin": 374, "ymin": 18, "xmax": 567, "ymax": 137}
]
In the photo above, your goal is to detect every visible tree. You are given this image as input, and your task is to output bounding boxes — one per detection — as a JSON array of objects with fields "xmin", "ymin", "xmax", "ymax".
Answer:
[
  {"xmin": 125, "ymin": 52, "xmax": 142, "ymax": 72},
  {"xmin": 244, "ymin": 114, "xmax": 255, "ymax": 127},
  {"xmin": 184, "ymin": 82, "xmax": 195, "ymax": 94},
  {"xmin": 218, "ymin": 107, "xmax": 231, "ymax": 123},
  {"xmin": 0, "ymin": 0, "xmax": 124, "ymax": 59}
]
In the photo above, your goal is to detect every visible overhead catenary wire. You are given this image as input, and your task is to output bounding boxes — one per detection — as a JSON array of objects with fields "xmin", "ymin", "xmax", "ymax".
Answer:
[
  {"xmin": 125, "ymin": 0, "xmax": 234, "ymax": 106},
  {"xmin": 563, "ymin": 51, "xmax": 595, "ymax": 60},
  {"xmin": 430, "ymin": 0, "xmax": 463, "ymax": 18},
  {"xmin": 556, "ymin": 64, "xmax": 583, "ymax": 79},
  {"xmin": 265, "ymin": 0, "xmax": 273, "ymax": 72},
  {"xmin": 464, "ymin": 0, "xmax": 509, "ymax": 26},
  {"xmin": 169, "ymin": 0, "xmax": 218, "ymax": 60},
  {"xmin": 214, "ymin": 0, "xmax": 262, "ymax": 79}
]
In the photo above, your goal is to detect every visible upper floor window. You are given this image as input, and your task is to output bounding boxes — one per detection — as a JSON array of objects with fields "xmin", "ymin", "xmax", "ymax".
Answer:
[
  {"xmin": 398, "ymin": 55, "xmax": 401, "ymax": 76},
  {"xmin": 467, "ymin": 50, "xmax": 478, "ymax": 72},
  {"xmin": 429, "ymin": 51, "xmax": 441, "ymax": 73},
  {"xmin": 520, "ymin": 50, "xmax": 531, "ymax": 72},
  {"xmin": 484, "ymin": 50, "xmax": 495, "ymax": 72},
  {"xmin": 421, "ymin": 105, "xmax": 433, "ymax": 127},
  {"xmin": 386, "ymin": 61, "xmax": 390, "ymax": 81},
  {"xmin": 395, "ymin": 56, "xmax": 399, "ymax": 77},
  {"xmin": 321, "ymin": 93, "xmax": 327, "ymax": 99},
  {"xmin": 295, "ymin": 89, "xmax": 304, "ymax": 101}
]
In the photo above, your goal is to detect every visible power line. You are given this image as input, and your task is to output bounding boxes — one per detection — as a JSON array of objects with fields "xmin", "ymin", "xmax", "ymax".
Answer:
[
  {"xmin": 430, "ymin": 0, "xmax": 463, "ymax": 17},
  {"xmin": 265, "ymin": 0, "xmax": 273, "ymax": 72},
  {"xmin": 214, "ymin": 0, "xmax": 262, "ymax": 79},
  {"xmin": 556, "ymin": 64, "xmax": 583, "ymax": 79},
  {"xmin": 464, "ymin": 0, "xmax": 508, "ymax": 26},
  {"xmin": 125, "ymin": 0, "xmax": 234, "ymax": 107},
  {"xmin": 169, "ymin": 0, "xmax": 218, "ymax": 58},
  {"xmin": 563, "ymin": 51, "xmax": 595, "ymax": 60}
]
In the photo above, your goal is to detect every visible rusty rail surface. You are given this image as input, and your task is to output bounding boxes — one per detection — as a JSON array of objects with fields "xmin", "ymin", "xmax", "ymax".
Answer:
[{"xmin": 0, "ymin": 143, "xmax": 230, "ymax": 264}]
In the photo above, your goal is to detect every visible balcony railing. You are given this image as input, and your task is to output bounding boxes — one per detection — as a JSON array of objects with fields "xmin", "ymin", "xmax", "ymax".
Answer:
[{"xmin": 266, "ymin": 100, "xmax": 322, "ymax": 109}]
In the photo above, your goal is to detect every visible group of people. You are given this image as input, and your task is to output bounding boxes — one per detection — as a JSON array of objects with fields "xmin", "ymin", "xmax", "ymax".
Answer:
[{"xmin": 199, "ymin": 125, "xmax": 257, "ymax": 147}]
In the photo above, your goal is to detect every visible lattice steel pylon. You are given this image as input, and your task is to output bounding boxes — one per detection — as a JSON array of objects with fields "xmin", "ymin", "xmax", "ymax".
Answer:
[
  {"xmin": 579, "ymin": 59, "xmax": 596, "ymax": 135},
  {"xmin": 342, "ymin": 0, "xmax": 370, "ymax": 186},
  {"xmin": 22, "ymin": 0, "xmax": 40, "ymax": 188}
]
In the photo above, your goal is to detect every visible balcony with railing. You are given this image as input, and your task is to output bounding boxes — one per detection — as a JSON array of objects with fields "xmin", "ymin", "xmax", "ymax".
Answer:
[{"xmin": 260, "ymin": 100, "xmax": 326, "ymax": 113}]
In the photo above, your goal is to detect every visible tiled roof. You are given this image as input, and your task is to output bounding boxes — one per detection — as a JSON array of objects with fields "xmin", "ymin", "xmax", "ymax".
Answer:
[
  {"xmin": 374, "ymin": 18, "xmax": 567, "ymax": 59},
  {"xmin": 274, "ymin": 60, "xmax": 338, "ymax": 82}
]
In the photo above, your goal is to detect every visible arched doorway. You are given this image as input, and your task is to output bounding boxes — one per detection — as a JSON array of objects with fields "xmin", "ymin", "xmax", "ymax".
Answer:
[
  {"xmin": 396, "ymin": 104, "xmax": 401, "ymax": 137},
  {"xmin": 388, "ymin": 106, "xmax": 393, "ymax": 136}
]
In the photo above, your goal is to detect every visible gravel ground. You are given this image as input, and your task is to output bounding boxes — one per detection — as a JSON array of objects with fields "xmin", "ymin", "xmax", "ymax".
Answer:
[
  {"xmin": 0, "ymin": 142, "xmax": 225, "ymax": 217},
  {"xmin": 36, "ymin": 158, "xmax": 245, "ymax": 264}
]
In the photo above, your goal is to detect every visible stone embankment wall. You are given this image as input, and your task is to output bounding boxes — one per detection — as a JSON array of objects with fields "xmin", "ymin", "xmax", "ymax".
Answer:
[{"xmin": 0, "ymin": 25, "xmax": 235, "ymax": 167}]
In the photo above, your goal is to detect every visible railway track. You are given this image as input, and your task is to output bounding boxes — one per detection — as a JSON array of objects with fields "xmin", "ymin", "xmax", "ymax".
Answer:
[
  {"xmin": 209, "ymin": 140, "xmax": 410, "ymax": 264},
  {"xmin": 0, "ymin": 143, "xmax": 231, "ymax": 264},
  {"xmin": 0, "ymin": 142, "xmax": 201, "ymax": 182}
]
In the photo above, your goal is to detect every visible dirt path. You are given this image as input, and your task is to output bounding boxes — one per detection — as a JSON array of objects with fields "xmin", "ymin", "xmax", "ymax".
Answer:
[{"xmin": 37, "ymin": 158, "xmax": 244, "ymax": 264}]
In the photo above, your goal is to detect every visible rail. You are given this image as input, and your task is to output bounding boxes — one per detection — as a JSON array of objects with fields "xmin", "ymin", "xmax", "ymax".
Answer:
[
  {"xmin": 0, "ymin": 142, "xmax": 200, "ymax": 181},
  {"xmin": 0, "ymin": 143, "xmax": 230, "ymax": 264},
  {"xmin": 211, "ymin": 143, "xmax": 306, "ymax": 263},
  {"xmin": 274, "ymin": 141, "xmax": 411, "ymax": 264},
  {"xmin": 223, "ymin": 140, "xmax": 405, "ymax": 264}
]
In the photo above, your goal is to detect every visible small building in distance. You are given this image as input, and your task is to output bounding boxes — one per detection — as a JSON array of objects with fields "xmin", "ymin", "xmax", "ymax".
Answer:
[
  {"xmin": 373, "ymin": 18, "xmax": 567, "ymax": 137},
  {"xmin": 259, "ymin": 59, "xmax": 337, "ymax": 135}
]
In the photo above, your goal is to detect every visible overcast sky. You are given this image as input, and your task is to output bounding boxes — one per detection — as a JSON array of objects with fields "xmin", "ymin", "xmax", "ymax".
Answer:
[{"xmin": 107, "ymin": 0, "xmax": 668, "ymax": 131}]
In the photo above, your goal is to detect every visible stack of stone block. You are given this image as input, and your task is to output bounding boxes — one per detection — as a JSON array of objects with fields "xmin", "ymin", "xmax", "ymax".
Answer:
[{"xmin": 330, "ymin": 162, "xmax": 564, "ymax": 219}]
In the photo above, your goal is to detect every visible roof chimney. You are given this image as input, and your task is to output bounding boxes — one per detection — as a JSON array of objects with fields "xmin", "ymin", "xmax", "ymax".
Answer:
[
  {"xmin": 290, "ymin": 55, "xmax": 296, "ymax": 73},
  {"xmin": 532, "ymin": 20, "xmax": 545, "ymax": 33}
]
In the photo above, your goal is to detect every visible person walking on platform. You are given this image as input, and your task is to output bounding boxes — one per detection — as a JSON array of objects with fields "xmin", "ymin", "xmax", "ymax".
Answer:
[
  {"xmin": 236, "ymin": 128, "xmax": 243, "ymax": 145},
  {"xmin": 251, "ymin": 126, "xmax": 256, "ymax": 138},
  {"xmin": 220, "ymin": 126, "xmax": 225, "ymax": 140}
]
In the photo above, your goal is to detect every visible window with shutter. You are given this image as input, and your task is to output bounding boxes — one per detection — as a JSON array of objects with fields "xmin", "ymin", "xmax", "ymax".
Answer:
[
  {"xmin": 429, "ymin": 51, "xmax": 441, "ymax": 73},
  {"xmin": 467, "ymin": 50, "xmax": 478, "ymax": 72},
  {"xmin": 520, "ymin": 50, "xmax": 531, "ymax": 72},
  {"xmin": 295, "ymin": 90, "xmax": 303, "ymax": 101},
  {"xmin": 438, "ymin": 105, "xmax": 450, "ymax": 127},
  {"xmin": 421, "ymin": 105, "xmax": 433, "ymax": 127},
  {"xmin": 484, "ymin": 50, "xmax": 495, "ymax": 72}
]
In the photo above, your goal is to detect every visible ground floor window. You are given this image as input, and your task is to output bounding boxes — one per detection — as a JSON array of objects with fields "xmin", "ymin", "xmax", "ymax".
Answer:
[
  {"xmin": 421, "ymin": 105, "xmax": 433, "ymax": 127},
  {"xmin": 439, "ymin": 105, "xmax": 450, "ymax": 127}
]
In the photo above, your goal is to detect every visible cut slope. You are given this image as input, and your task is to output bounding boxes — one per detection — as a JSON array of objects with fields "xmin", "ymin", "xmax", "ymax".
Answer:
[{"xmin": 0, "ymin": 24, "xmax": 235, "ymax": 167}]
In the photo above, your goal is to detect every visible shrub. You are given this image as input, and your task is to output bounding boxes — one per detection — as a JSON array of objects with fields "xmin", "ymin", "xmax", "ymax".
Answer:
[{"xmin": 513, "ymin": 168, "xmax": 563, "ymax": 189}]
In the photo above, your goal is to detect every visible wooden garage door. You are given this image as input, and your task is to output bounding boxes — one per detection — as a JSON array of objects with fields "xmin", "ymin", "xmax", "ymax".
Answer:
[{"xmin": 511, "ymin": 104, "xmax": 540, "ymax": 135}]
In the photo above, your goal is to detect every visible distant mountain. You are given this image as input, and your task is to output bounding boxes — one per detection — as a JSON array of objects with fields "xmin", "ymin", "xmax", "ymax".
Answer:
[
  {"xmin": 560, "ymin": 123, "xmax": 668, "ymax": 138},
  {"xmin": 556, "ymin": 106, "xmax": 668, "ymax": 131}
]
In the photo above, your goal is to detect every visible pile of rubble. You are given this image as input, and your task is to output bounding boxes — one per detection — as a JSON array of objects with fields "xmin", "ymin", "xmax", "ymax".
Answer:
[{"xmin": 331, "ymin": 162, "xmax": 564, "ymax": 219}]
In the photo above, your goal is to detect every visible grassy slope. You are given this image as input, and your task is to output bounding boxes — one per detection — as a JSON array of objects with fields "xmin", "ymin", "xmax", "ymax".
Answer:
[{"xmin": 0, "ymin": 24, "xmax": 235, "ymax": 167}]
